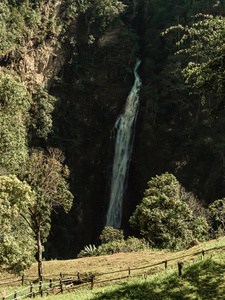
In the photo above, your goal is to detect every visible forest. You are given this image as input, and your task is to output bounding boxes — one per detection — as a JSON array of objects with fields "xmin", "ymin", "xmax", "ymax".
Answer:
[{"xmin": 1, "ymin": 0, "xmax": 225, "ymax": 276}]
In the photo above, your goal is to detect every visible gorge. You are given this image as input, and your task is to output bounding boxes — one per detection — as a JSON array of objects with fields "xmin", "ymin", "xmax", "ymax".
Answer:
[{"xmin": 1, "ymin": 0, "xmax": 225, "ymax": 261}]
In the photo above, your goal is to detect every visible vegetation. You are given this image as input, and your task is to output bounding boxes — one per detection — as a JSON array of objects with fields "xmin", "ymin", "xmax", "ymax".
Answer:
[
  {"xmin": 19, "ymin": 148, "xmax": 73, "ymax": 277},
  {"xmin": 129, "ymin": 173, "xmax": 209, "ymax": 250},
  {"xmin": 1, "ymin": 237, "xmax": 225, "ymax": 300},
  {"xmin": 163, "ymin": 13, "xmax": 225, "ymax": 116},
  {"xmin": 0, "ymin": 175, "xmax": 35, "ymax": 274},
  {"xmin": 0, "ymin": 72, "xmax": 31, "ymax": 172},
  {"xmin": 208, "ymin": 198, "xmax": 225, "ymax": 237},
  {"xmin": 1, "ymin": 0, "xmax": 225, "ymax": 276},
  {"xmin": 99, "ymin": 227, "xmax": 124, "ymax": 244},
  {"xmin": 58, "ymin": 253, "xmax": 225, "ymax": 300},
  {"xmin": 78, "ymin": 227, "xmax": 148, "ymax": 258}
]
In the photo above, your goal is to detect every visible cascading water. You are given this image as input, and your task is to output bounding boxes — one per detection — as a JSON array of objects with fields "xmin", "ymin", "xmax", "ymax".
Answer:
[{"xmin": 106, "ymin": 59, "xmax": 142, "ymax": 229}]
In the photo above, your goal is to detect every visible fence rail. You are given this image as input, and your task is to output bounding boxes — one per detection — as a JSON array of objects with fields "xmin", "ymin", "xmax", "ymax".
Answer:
[{"xmin": 1, "ymin": 244, "xmax": 225, "ymax": 300}]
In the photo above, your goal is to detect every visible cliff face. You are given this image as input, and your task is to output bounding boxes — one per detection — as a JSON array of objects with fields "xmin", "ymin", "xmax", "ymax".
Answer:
[
  {"xmin": 46, "ymin": 7, "xmax": 141, "ymax": 257},
  {"xmin": 46, "ymin": 0, "xmax": 225, "ymax": 258},
  {"xmin": 0, "ymin": 0, "xmax": 67, "ymax": 90}
]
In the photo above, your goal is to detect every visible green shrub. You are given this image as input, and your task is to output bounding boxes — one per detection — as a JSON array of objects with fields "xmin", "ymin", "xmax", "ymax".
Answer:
[
  {"xmin": 77, "ymin": 244, "xmax": 103, "ymax": 258},
  {"xmin": 208, "ymin": 199, "xmax": 225, "ymax": 238},
  {"xmin": 125, "ymin": 237, "xmax": 149, "ymax": 252},
  {"xmin": 129, "ymin": 173, "xmax": 209, "ymax": 250},
  {"xmin": 77, "ymin": 237, "xmax": 149, "ymax": 258},
  {"xmin": 100, "ymin": 240, "xmax": 126, "ymax": 254},
  {"xmin": 99, "ymin": 227, "xmax": 124, "ymax": 244}
]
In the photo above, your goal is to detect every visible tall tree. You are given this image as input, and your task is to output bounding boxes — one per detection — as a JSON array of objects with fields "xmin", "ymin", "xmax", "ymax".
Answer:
[{"xmin": 20, "ymin": 148, "xmax": 74, "ymax": 277}]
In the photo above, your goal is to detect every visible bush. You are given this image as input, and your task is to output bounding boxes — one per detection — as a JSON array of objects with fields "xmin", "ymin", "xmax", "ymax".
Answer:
[
  {"xmin": 100, "ymin": 240, "xmax": 126, "ymax": 255},
  {"xmin": 77, "ymin": 244, "xmax": 103, "ymax": 258},
  {"xmin": 77, "ymin": 237, "xmax": 149, "ymax": 258},
  {"xmin": 99, "ymin": 227, "xmax": 124, "ymax": 244},
  {"xmin": 124, "ymin": 237, "xmax": 149, "ymax": 252},
  {"xmin": 208, "ymin": 199, "xmax": 225, "ymax": 238}
]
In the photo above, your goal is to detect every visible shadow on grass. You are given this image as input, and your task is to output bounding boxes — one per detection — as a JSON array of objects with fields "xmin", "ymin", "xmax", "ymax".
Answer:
[{"xmin": 90, "ymin": 256, "xmax": 225, "ymax": 299}]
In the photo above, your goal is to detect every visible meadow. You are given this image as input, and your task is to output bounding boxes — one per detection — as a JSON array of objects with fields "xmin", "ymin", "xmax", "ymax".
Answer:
[{"xmin": 1, "ymin": 237, "xmax": 225, "ymax": 299}]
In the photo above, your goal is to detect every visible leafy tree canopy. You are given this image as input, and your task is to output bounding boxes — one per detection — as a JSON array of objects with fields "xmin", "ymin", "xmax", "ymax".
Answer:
[
  {"xmin": 208, "ymin": 198, "xmax": 225, "ymax": 237},
  {"xmin": 0, "ymin": 72, "xmax": 31, "ymax": 171},
  {"xmin": 29, "ymin": 85, "xmax": 57, "ymax": 144},
  {"xmin": 129, "ymin": 173, "xmax": 209, "ymax": 249},
  {"xmin": 99, "ymin": 226, "xmax": 124, "ymax": 244},
  {"xmin": 0, "ymin": 175, "xmax": 36, "ymax": 274},
  {"xmin": 163, "ymin": 14, "xmax": 225, "ymax": 116},
  {"xmin": 77, "ymin": 0, "xmax": 126, "ymax": 26}
]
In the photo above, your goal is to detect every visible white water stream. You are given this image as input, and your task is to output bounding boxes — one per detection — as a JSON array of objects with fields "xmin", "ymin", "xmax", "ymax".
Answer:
[{"xmin": 106, "ymin": 60, "xmax": 142, "ymax": 229}]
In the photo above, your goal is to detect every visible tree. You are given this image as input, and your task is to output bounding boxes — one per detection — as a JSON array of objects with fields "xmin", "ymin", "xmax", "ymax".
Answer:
[
  {"xmin": 129, "ymin": 173, "xmax": 208, "ymax": 249},
  {"xmin": 0, "ymin": 72, "xmax": 31, "ymax": 171},
  {"xmin": 208, "ymin": 198, "xmax": 225, "ymax": 237},
  {"xmin": 77, "ymin": 0, "xmax": 126, "ymax": 30},
  {"xmin": 20, "ymin": 148, "xmax": 74, "ymax": 277},
  {"xmin": 0, "ymin": 175, "xmax": 36, "ymax": 274},
  {"xmin": 29, "ymin": 85, "xmax": 57, "ymax": 144},
  {"xmin": 163, "ymin": 14, "xmax": 225, "ymax": 116}
]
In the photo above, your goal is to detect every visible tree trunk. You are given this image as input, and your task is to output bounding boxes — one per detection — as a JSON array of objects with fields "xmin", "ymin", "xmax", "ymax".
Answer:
[{"xmin": 37, "ymin": 228, "xmax": 43, "ymax": 279}]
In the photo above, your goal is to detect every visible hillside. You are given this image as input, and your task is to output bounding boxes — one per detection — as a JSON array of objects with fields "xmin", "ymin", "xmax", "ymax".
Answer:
[{"xmin": 1, "ymin": 237, "xmax": 225, "ymax": 299}]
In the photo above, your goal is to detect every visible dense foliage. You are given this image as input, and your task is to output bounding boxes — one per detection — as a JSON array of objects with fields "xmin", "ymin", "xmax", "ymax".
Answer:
[
  {"xmin": 0, "ymin": 175, "xmax": 36, "ymax": 274},
  {"xmin": 77, "ymin": 227, "xmax": 148, "ymax": 258},
  {"xmin": 208, "ymin": 198, "xmax": 225, "ymax": 237},
  {"xmin": 163, "ymin": 13, "xmax": 225, "ymax": 116},
  {"xmin": 0, "ymin": 72, "xmax": 31, "ymax": 171},
  {"xmin": 129, "ymin": 173, "xmax": 209, "ymax": 249}
]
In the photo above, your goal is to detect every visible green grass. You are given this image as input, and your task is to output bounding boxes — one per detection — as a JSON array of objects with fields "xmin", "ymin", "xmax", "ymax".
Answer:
[
  {"xmin": 44, "ymin": 251, "xmax": 225, "ymax": 300},
  {"xmin": 1, "ymin": 237, "xmax": 225, "ymax": 299}
]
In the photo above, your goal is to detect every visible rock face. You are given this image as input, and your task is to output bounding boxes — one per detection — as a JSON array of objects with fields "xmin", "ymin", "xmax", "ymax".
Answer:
[
  {"xmin": 46, "ymin": 1, "xmax": 225, "ymax": 258},
  {"xmin": 1, "ymin": 0, "xmax": 67, "ymax": 91}
]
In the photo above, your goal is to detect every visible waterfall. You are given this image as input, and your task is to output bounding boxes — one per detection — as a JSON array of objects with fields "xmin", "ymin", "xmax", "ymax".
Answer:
[{"xmin": 106, "ymin": 60, "xmax": 142, "ymax": 229}]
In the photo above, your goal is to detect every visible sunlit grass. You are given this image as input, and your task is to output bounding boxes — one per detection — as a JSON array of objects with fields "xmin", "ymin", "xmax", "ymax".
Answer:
[
  {"xmin": 1, "ymin": 237, "xmax": 225, "ymax": 299},
  {"xmin": 36, "ymin": 251, "xmax": 225, "ymax": 299}
]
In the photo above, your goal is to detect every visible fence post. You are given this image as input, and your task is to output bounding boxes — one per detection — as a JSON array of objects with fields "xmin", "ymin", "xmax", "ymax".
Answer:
[
  {"xmin": 39, "ymin": 281, "xmax": 43, "ymax": 297},
  {"xmin": 164, "ymin": 260, "xmax": 168, "ymax": 269},
  {"xmin": 40, "ymin": 274, "xmax": 43, "ymax": 283},
  {"xmin": 202, "ymin": 250, "xmax": 205, "ymax": 260},
  {"xmin": 91, "ymin": 274, "xmax": 94, "ymax": 290},
  {"xmin": 178, "ymin": 262, "xmax": 184, "ymax": 276},
  {"xmin": 30, "ymin": 283, "xmax": 33, "ymax": 298},
  {"xmin": 60, "ymin": 277, "xmax": 63, "ymax": 294},
  {"xmin": 22, "ymin": 275, "xmax": 24, "ymax": 285},
  {"xmin": 128, "ymin": 267, "xmax": 131, "ymax": 276},
  {"xmin": 77, "ymin": 272, "xmax": 80, "ymax": 282},
  {"xmin": 2, "ymin": 290, "xmax": 6, "ymax": 300},
  {"xmin": 49, "ymin": 278, "xmax": 53, "ymax": 289},
  {"xmin": 14, "ymin": 291, "xmax": 17, "ymax": 300}
]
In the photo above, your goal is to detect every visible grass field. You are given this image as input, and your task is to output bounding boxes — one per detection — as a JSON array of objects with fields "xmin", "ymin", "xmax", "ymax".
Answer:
[{"xmin": 1, "ymin": 237, "xmax": 225, "ymax": 299}]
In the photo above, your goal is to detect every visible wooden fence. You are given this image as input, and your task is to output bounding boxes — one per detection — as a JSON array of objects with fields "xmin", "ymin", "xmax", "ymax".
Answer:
[{"xmin": 1, "ymin": 245, "xmax": 225, "ymax": 300}]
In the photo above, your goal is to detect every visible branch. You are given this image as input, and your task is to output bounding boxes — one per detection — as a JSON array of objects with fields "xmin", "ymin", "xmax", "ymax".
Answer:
[{"xmin": 20, "ymin": 213, "xmax": 36, "ymax": 234}]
